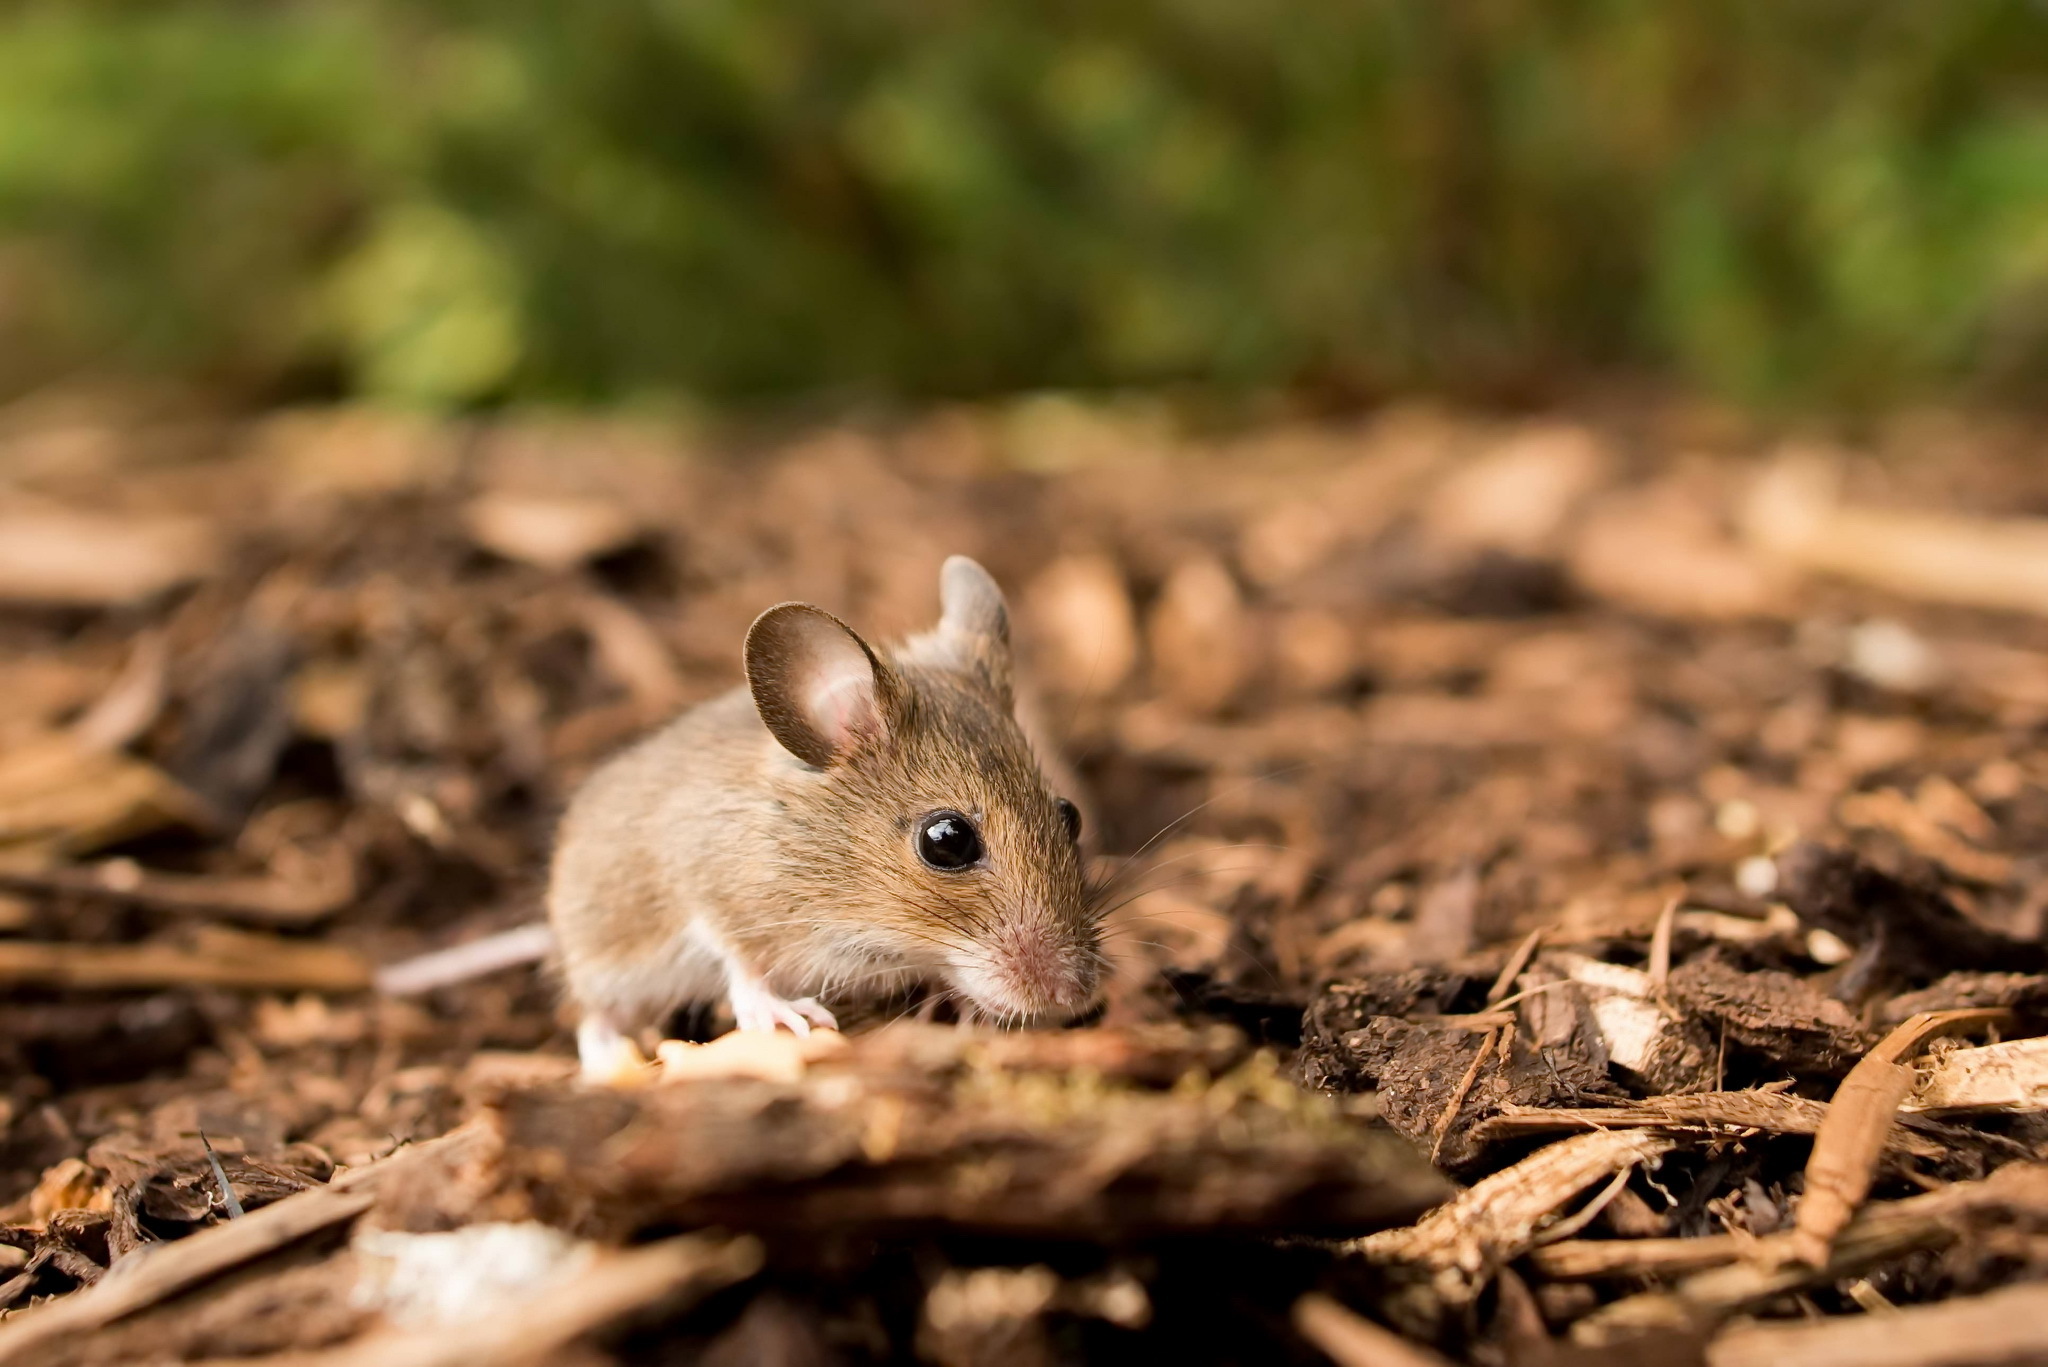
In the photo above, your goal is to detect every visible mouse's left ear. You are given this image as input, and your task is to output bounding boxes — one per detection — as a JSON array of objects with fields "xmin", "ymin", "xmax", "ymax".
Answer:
[
  {"xmin": 937, "ymin": 555, "xmax": 1013, "ymax": 706},
  {"xmin": 746, "ymin": 604, "xmax": 903, "ymax": 767}
]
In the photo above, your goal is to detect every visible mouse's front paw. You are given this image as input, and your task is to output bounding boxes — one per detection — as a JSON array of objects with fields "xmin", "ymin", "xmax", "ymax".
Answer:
[
  {"xmin": 576, "ymin": 1015, "xmax": 653, "ymax": 1086},
  {"xmin": 728, "ymin": 977, "xmax": 839, "ymax": 1035}
]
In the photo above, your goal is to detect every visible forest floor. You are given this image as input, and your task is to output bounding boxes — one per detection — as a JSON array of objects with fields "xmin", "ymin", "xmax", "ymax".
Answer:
[{"xmin": 5, "ymin": 395, "xmax": 2048, "ymax": 1365}]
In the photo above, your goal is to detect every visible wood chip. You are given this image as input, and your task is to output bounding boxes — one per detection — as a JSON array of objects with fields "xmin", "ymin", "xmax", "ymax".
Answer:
[
  {"xmin": 1022, "ymin": 553, "xmax": 1139, "ymax": 697},
  {"xmin": 1745, "ymin": 452, "xmax": 2048, "ymax": 618},
  {"xmin": 0, "ymin": 501, "xmax": 219, "ymax": 606},
  {"xmin": 460, "ymin": 493, "xmax": 644, "ymax": 572},
  {"xmin": 1147, "ymin": 555, "xmax": 1250, "ymax": 715},
  {"xmin": 1837, "ymin": 787, "xmax": 2014, "ymax": 886},
  {"xmin": 654, "ymin": 1027, "xmax": 849, "ymax": 1084},
  {"xmin": 1909, "ymin": 1033, "xmax": 2048, "ymax": 1114}
]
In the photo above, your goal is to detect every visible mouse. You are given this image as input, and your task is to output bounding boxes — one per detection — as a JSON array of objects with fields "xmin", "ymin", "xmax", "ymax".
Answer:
[{"xmin": 547, "ymin": 555, "xmax": 1103, "ymax": 1079}]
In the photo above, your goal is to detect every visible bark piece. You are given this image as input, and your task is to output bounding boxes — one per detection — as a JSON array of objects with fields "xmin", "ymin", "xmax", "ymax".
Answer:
[
  {"xmin": 1309, "ymin": 1012, "xmax": 1611, "ymax": 1171},
  {"xmin": 166, "ymin": 622, "xmax": 297, "ymax": 825},
  {"xmin": 1879, "ymin": 972, "xmax": 2048, "ymax": 1029},
  {"xmin": 1667, "ymin": 954, "xmax": 1872, "ymax": 1075},
  {"xmin": 384, "ymin": 1024, "xmax": 1446, "ymax": 1242}
]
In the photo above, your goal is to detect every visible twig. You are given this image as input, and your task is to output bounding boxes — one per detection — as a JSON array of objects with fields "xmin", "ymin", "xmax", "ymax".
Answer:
[
  {"xmin": 1707, "ymin": 1277, "xmax": 2048, "ymax": 1367},
  {"xmin": 1474, "ymin": 1089, "xmax": 1947, "ymax": 1162},
  {"xmin": 1575, "ymin": 1161, "xmax": 2048, "ymax": 1343},
  {"xmin": 1647, "ymin": 896, "xmax": 1678, "ymax": 993},
  {"xmin": 1792, "ymin": 1008, "xmax": 2009, "ymax": 1267},
  {"xmin": 1487, "ymin": 928, "xmax": 1545, "ymax": 1005},
  {"xmin": 1483, "ymin": 979, "xmax": 1577, "ymax": 1014},
  {"xmin": 1293, "ymin": 1294, "xmax": 1456, "ymax": 1367},
  {"xmin": 1428, "ymin": 1027, "xmax": 1500, "ymax": 1164},
  {"xmin": 0, "ymin": 936, "xmax": 372, "ymax": 993},
  {"xmin": 1530, "ymin": 1165, "xmax": 1635, "ymax": 1248},
  {"xmin": 1528, "ymin": 1234, "xmax": 1745, "ymax": 1281}
]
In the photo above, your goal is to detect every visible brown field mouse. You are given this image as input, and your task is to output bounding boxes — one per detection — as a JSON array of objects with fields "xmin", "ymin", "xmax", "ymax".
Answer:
[{"xmin": 548, "ymin": 556, "xmax": 1102, "ymax": 1077}]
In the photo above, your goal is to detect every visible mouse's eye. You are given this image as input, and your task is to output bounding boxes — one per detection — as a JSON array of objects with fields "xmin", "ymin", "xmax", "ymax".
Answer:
[
  {"xmin": 915, "ymin": 810, "xmax": 984, "ymax": 871},
  {"xmin": 1055, "ymin": 797, "xmax": 1082, "ymax": 843}
]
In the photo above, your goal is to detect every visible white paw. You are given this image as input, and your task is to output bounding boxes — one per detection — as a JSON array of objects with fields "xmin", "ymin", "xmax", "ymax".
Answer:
[
  {"xmin": 576, "ymin": 1016, "xmax": 649, "ymax": 1085},
  {"xmin": 791, "ymin": 996, "xmax": 839, "ymax": 1031},
  {"xmin": 728, "ymin": 979, "xmax": 837, "ymax": 1035}
]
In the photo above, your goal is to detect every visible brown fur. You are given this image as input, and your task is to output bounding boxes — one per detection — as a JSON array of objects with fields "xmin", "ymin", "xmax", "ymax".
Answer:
[{"xmin": 547, "ymin": 559, "xmax": 1100, "ymax": 1039}]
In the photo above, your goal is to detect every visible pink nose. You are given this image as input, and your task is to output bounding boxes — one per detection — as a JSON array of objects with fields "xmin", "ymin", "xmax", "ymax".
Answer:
[{"xmin": 993, "ymin": 925, "xmax": 1095, "ymax": 1010}]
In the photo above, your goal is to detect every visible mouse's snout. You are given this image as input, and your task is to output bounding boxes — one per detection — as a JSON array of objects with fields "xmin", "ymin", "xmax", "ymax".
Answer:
[{"xmin": 950, "ymin": 919, "xmax": 1101, "ymax": 1024}]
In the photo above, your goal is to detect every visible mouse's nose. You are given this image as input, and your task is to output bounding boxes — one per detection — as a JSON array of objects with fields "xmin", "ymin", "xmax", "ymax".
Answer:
[{"xmin": 976, "ymin": 922, "xmax": 1099, "ymax": 1018}]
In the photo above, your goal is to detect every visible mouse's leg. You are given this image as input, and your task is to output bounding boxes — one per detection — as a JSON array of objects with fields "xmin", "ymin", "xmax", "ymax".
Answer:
[
  {"xmin": 576, "ymin": 1012, "xmax": 650, "ymax": 1083},
  {"xmin": 725, "ymin": 962, "xmax": 839, "ymax": 1035},
  {"xmin": 686, "ymin": 921, "xmax": 838, "ymax": 1036}
]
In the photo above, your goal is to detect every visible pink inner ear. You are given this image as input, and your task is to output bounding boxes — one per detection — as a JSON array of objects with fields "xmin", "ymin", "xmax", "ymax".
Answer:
[{"xmin": 802, "ymin": 658, "xmax": 880, "ymax": 752}]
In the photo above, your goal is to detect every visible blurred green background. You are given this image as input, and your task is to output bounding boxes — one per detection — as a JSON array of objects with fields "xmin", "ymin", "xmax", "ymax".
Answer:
[{"xmin": 2, "ymin": 1, "xmax": 2045, "ymax": 411}]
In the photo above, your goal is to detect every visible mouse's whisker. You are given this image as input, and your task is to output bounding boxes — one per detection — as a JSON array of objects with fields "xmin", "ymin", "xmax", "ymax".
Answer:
[
  {"xmin": 1087, "ymin": 842, "xmax": 1291, "ymax": 900},
  {"xmin": 1084, "ymin": 858, "xmax": 1295, "ymax": 925},
  {"xmin": 1102, "ymin": 764, "xmax": 1315, "ymax": 877},
  {"xmin": 1085, "ymin": 838, "xmax": 1296, "ymax": 912}
]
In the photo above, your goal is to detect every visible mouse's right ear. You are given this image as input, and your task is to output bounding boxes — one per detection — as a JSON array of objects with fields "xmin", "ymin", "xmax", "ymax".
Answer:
[
  {"xmin": 936, "ymin": 555, "xmax": 1013, "ymax": 706},
  {"xmin": 746, "ymin": 604, "xmax": 902, "ymax": 767}
]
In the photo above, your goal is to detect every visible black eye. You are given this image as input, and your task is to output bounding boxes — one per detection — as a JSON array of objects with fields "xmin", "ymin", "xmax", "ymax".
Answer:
[
  {"xmin": 916, "ymin": 810, "xmax": 984, "ymax": 871},
  {"xmin": 1055, "ymin": 797, "xmax": 1082, "ymax": 843}
]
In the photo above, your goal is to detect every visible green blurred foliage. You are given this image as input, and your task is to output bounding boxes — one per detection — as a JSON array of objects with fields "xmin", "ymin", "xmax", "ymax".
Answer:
[{"xmin": 0, "ymin": 0, "xmax": 2045, "ymax": 409}]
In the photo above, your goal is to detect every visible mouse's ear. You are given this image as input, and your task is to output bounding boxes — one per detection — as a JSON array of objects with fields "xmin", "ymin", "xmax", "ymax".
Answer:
[
  {"xmin": 936, "ymin": 555, "xmax": 1013, "ymax": 705},
  {"xmin": 746, "ymin": 604, "xmax": 901, "ymax": 767}
]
